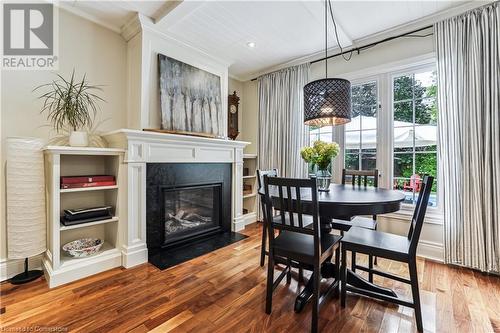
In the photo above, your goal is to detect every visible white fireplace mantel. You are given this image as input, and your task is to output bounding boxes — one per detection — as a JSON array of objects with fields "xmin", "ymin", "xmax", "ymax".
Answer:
[{"xmin": 103, "ymin": 129, "xmax": 249, "ymax": 268}]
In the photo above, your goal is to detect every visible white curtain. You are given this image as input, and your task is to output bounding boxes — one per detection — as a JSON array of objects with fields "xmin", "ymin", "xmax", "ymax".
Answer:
[
  {"xmin": 436, "ymin": 2, "xmax": 500, "ymax": 272},
  {"xmin": 258, "ymin": 64, "xmax": 310, "ymax": 178}
]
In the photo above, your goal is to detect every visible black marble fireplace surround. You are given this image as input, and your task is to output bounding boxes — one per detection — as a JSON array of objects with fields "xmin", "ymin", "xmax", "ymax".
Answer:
[{"xmin": 146, "ymin": 163, "xmax": 233, "ymax": 257}]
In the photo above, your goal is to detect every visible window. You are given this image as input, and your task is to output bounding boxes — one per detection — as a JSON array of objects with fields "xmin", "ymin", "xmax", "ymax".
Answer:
[
  {"xmin": 345, "ymin": 81, "xmax": 378, "ymax": 172},
  {"xmin": 306, "ymin": 59, "xmax": 439, "ymax": 211},
  {"xmin": 392, "ymin": 70, "xmax": 438, "ymax": 206}
]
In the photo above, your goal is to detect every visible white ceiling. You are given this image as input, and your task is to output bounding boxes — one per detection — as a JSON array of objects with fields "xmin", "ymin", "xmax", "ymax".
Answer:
[{"xmin": 64, "ymin": 0, "xmax": 482, "ymax": 81}]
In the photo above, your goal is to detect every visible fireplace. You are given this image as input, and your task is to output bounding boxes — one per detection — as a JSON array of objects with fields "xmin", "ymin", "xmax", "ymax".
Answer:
[{"xmin": 146, "ymin": 163, "xmax": 232, "ymax": 253}]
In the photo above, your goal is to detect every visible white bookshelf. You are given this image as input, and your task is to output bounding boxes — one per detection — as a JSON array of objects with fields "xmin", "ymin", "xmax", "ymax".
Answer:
[
  {"xmin": 43, "ymin": 146, "xmax": 125, "ymax": 288},
  {"xmin": 242, "ymin": 154, "xmax": 258, "ymax": 225}
]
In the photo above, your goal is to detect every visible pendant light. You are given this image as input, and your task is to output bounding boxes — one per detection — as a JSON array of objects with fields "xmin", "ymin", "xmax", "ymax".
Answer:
[{"xmin": 304, "ymin": 0, "xmax": 351, "ymax": 127}]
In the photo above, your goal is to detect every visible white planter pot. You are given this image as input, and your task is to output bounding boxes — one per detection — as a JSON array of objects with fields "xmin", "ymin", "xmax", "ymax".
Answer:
[{"xmin": 69, "ymin": 131, "xmax": 89, "ymax": 147}]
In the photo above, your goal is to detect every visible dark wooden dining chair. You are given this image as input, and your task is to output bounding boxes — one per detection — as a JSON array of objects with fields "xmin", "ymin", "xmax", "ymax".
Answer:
[
  {"xmin": 332, "ymin": 168, "xmax": 379, "ymax": 281},
  {"xmin": 256, "ymin": 168, "xmax": 278, "ymax": 267},
  {"xmin": 263, "ymin": 176, "xmax": 341, "ymax": 333},
  {"xmin": 334, "ymin": 168, "xmax": 379, "ymax": 232},
  {"xmin": 340, "ymin": 175, "xmax": 434, "ymax": 332}
]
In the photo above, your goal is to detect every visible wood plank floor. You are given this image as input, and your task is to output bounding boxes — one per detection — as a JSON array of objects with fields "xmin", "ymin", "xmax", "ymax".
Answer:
[{"xmin": 1, "ymin": 223, "xmax": 499, "ymax": 332}]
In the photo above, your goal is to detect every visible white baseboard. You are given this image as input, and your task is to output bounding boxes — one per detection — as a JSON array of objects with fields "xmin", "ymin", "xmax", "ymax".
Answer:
[
  {"xmin": 121, "ymin": 244, "xmax": 148, "ymax": 268},
  {"xmin": 233, "ymin": 216, "xmax": 246, "ymax": 232},
  {"xmin": 417, "ymin": 240, "xmax": 444, "ymax": 263},
  {"xmin": 0, "ymin": 255, "xmax": 44, "ymax": 282},
  {"xmin": 243, "ymin": 212, "xmax": 258, "ymax": 226}
]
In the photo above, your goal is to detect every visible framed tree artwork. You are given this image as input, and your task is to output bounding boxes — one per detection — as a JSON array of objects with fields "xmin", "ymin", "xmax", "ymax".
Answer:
[{"xmin": 158, "ymin": 54, "xmax": 223, "ymax": 137}]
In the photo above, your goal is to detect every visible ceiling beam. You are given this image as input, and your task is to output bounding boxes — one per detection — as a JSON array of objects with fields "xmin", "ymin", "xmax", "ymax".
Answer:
[{"xmin": 152, "ymin": 1, "xmax": 183, "ymax": 25}]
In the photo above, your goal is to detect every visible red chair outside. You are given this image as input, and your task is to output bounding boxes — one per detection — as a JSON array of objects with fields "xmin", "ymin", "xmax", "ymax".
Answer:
[{"xmin": 403, "ymin": 174, "xmax": 422, "ymax": 192}]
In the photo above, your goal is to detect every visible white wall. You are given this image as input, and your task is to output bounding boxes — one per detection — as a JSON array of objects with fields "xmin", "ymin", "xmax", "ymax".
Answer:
[
  {"xmin": 0, "ymin": 9, "xmax": 127, "ymax": 273},
  {"xmin": 310, "ymin": 31, "xmax": 435, "ymax": 79},
  {"xmin": 241, "ymin": 80, "xmax": 258, "ymax": 155}
]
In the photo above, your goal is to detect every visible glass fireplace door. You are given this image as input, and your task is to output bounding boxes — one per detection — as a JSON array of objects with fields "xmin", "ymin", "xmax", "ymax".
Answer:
[{"xmin": 162, "ymin": 183, "xmax": 222, "ymax": 246}]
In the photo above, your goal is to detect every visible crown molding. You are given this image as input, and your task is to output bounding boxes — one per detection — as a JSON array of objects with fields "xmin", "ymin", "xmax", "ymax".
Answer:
[{"xmin": 121, "ymin": 13, "xmax": 144, "ymax": 42}]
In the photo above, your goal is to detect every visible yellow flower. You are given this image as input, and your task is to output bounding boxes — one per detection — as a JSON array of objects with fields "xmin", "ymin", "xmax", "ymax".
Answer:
[{"xmin": 301, "ymin": 140, "xmax": 340, "ymax": 170}]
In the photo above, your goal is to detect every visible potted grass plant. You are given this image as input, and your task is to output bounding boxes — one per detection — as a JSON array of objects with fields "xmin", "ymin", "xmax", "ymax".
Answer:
[
  {"xmin": 34, "ymin": 71, "xmax": 104, "ymax": 147},
  {"xmin": 301, "ymin": 140, "xmax": 340, "ymax": 191}
]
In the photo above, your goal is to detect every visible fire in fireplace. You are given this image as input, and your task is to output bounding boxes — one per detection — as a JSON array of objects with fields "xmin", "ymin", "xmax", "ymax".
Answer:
[{"xmin": 162, "ymin": 184, "xmax": 221, "ymax": 245}]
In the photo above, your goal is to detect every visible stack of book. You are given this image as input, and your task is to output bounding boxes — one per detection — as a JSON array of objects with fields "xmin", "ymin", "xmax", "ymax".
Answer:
[
  {"xmin": 61, "ymin": 206, "xmax": 113, "ymax": 226},
  {"xmin": 60, "ymin": 175, "xmax": 116, "ymax": 189}
]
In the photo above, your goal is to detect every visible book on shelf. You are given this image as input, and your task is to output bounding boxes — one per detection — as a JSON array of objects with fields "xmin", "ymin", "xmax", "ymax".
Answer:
[
  {"xmin": 63, "ymin": 206, "xmax": 112, "ymax": 221},
  {"xmin": 61, "ymin": 180, "xmax": 116, "ymax": 189},
  {"xmin": 61, "ymin": 206, "xmax": 113, "ymax": 226},
  {"xmin": 61, "ymin": 175, "xmax": 115, "ymax": 184},
  {"xmin": 61, "ymin": 214, "xmax": 113, "ymax": 226}
]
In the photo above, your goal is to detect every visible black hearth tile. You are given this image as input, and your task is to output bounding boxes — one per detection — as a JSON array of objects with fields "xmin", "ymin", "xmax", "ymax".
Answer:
[{"xmin": 148, "ymin": 232, "xmax": 248, "ymax": 270}]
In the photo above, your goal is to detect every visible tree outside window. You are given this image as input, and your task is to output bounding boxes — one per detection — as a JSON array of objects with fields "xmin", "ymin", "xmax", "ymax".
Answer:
[{"xmin": 393, "ymin": 70, "xmax": 438, "ymax": 206}]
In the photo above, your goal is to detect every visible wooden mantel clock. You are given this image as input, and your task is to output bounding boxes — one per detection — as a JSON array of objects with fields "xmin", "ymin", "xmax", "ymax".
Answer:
[{"xmin": 228, "ymin": 91, "xmax": 240, "ymax": 140}]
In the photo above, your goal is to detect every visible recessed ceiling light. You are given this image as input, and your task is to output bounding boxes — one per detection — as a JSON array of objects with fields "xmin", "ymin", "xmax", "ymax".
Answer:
[{"xmin": 246, "ymin": 41, "xmax": 256, "ymax": 48}]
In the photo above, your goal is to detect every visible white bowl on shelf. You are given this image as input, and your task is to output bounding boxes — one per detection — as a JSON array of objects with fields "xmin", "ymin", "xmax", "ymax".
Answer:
[{"xmin": 62, "ymin": 238, "xmax": 103, "ymax": 258}]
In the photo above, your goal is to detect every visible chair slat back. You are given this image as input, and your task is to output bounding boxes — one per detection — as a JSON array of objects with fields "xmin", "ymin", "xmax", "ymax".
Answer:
[
  {"xmin": 263, "ymin": 176, "xmax": 321, "ymax": 249},
  {"xmin": 257, "ymin": 169, "xmax": 279, "ymax": 224},
  {"xmin": 257, "ymin": 169, "xmax": 278, "ymax": 192},
  {"xmin": 341, "ymin": 169, "xmax": 379, "ymax": 187},
  {"xmin": 342, "ymin": 169, "xmax": 379, "ymax": 220},
  {"xmin": 407, "ymin": 175, "xmax": 434, "ymax": 255}
]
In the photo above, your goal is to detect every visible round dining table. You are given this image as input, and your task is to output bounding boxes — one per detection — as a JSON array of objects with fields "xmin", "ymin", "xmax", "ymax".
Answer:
[{"xmin": 261, "ymin": 183, "xmax": 406, "ymax": 312}]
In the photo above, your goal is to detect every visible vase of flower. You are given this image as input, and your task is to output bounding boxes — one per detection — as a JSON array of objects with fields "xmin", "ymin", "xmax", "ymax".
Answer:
[
  {"xmin": 300, "ymin": 140, "xmax": 340, "ymax": 192},
  {"xmin": 315, "ymin": 166, "xmax": 332, "ymax": 192}
]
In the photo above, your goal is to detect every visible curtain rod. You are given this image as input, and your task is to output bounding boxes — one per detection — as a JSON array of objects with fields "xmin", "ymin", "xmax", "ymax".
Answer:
[{"xmin": 250, "ymin": 25, "xmax": 433, "ymax": 81}]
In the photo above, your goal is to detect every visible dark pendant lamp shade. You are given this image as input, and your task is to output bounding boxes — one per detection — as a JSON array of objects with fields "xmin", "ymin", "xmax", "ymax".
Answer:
[{"xmin": 304, "ymin": 78, "xmax": 351, "ymax": 126}]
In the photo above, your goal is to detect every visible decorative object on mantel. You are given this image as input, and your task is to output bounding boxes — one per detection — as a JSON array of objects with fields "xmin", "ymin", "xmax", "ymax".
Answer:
[
  {"xmin": 227, "ymin": 91, "xmax": 240, "ymax": 140},
  {"xmin": 6, "ymin": 137, "xmax": 46, "ymax": 284},
  {"xmin": 303, "ymin": 0, "xmax": 351, "ymax": 126},
  {"xmin": 301, "ymin": 140, "xmax": 340, "ymax": 191},
  {"xmin": 62, "ymin": 238, "xmax": 103, "ymax": 258},
  {"xmin": 158, "ymin": 54, "xmax": 224, "ymax": 137},
  {"xmin": 34, "ymin": 70, "xmax": 105, "ymax": 147}
]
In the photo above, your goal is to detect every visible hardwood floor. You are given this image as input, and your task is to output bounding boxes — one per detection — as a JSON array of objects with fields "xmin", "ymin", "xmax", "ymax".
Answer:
[{"xmin": 1, "ymin": 223, "xmax": 499, "ymax": 332}]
